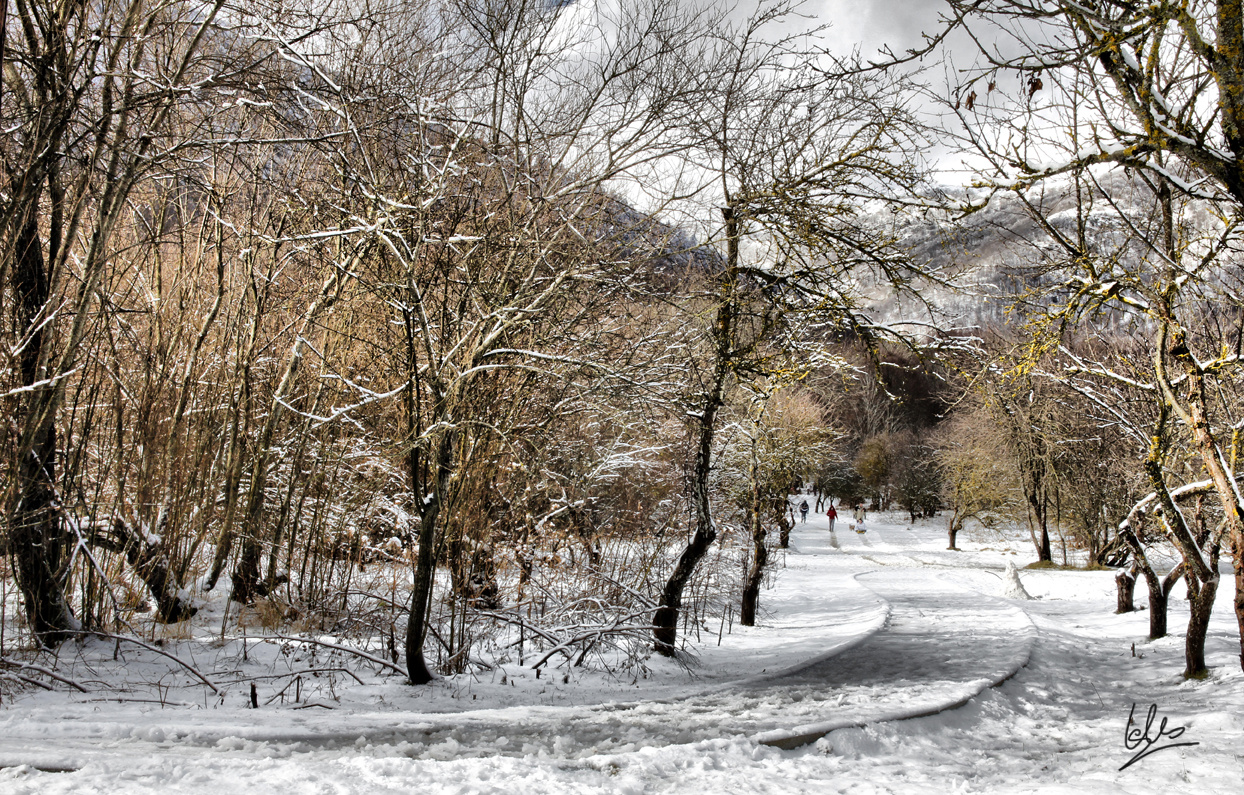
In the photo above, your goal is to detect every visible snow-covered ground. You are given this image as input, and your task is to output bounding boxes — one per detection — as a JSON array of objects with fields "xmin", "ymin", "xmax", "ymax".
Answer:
[{"xmin": 2, "ymin": 511, "xmax": 1242, "ymax": 793}]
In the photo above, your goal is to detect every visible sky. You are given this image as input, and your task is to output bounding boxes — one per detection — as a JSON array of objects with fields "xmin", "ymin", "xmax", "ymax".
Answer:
[{"xmin": 809, "ymin": 0, "xmax": 952, "ymax": 60}]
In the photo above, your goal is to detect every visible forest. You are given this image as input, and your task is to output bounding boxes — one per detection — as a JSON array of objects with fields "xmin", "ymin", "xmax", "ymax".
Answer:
[{"xmin": 1, "ymin": 0, "xmax": 1243, "ymax": 742}]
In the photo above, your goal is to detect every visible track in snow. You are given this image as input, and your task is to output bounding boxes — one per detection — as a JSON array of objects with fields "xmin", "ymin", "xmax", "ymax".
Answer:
[{"xmin": 0, "ymin": 567, "xmax": 1034, "ymax": 770}]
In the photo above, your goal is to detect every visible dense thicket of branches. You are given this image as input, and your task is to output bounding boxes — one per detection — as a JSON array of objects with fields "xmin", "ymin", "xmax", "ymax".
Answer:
[
  {"xmin": 4, "ymin": 0, "xmax": 1241, "ymax": 695},
  {"xmin": 0, "ymin": 0, "xmax": 945, "ymax": 686}
]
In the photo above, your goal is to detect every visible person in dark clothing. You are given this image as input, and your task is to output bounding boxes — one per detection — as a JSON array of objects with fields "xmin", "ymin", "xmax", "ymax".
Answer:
[{"xmin": 799, "ymin": 499, "xmax": 809, "ymax": 523}]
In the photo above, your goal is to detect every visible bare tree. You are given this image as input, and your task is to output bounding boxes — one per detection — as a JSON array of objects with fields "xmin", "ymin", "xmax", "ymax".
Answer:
[
  {"xmin": 718, "ymin": 384, "xmax": 832, "ymax": 626},
  {"xmin": 944, "ymin": 0, "xmax": 1244, "ymax": 674},
  {"xmin": 321, "ymin": 0, "xmax": 728, "ymax": 683},
  {"xmin": 647, "ymin": 0, "xmax": 943, "ymax": 655},
  {"xmin": 0, "ymin": 0, "xmax": 237, "ymax": 644},
  {"xmin": 936, "ymin": 400, "xmax": 1026, "ymax": 552}
]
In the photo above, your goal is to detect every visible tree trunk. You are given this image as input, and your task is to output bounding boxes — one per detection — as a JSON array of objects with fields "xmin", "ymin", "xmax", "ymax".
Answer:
[
  {"xmin": 740, "ymin": 426, "xmax": 767, "ymax": 626},
  {"xmin": 652, "ymin": 361, "xmax": 726, "ymax": 654},
  {"xmin": 653, "ymin": 507, "xmax": 717, "ymax": 654},
  {"xmin": 947, "ymin": 514, "xmax": 961, "ymax": 550},
  {"xmin": 404, "ymin": 507, "xmax": 438, "ymax": 684},
  {"xmin": 1138, "ymin": 560, "xmax": 1186, "ymax": 640},
  {"xmin": 1184, "ymin": 573, "xmax": 1218, "ymax": 679},
  {"xmin": 777, "ymin": 506, "xmax": 792, "ymax": 549},
  {"xmin": 739, "ymin": 511, "xmax": 766, "ymax": 627},
  {"xmin": 9, "ymin": 204, "xmax": 78, "ymax": 646},
  {"xmin": 1237, "ymin": 563, "xmax": 1244, "ymax": 672},
  {"xmin": 1158, "ymin": 309, "xmax": 1244, "ymax": 671},
  {"xmin": 653, "ymin": 529, "xmax": 717, "ymax": 654},
  {"xmin": 1143, "ymin": 569, "xmax": 1168, "ymax": 640},
  {"xmin": 1120, "ymin": 526, "xmax": 1176, "ymax": 639},
  {"xmin": 653, "ymin": 205, "xmax": 738, "ymax": 656},
  {"xmin": 405, "ymin": 429, "xmax": 453, "ymax": 684},
  {"xmin": 230, "ymin": 532, "xmax": 266, "ymax": 605},
  {"xmin": 1116, "ymin": 565, "xmax": 1136, "ymax": 613},
  {"xmin": 1024, "ymin": 487, "xmax": 1053, "ymax": 562}
]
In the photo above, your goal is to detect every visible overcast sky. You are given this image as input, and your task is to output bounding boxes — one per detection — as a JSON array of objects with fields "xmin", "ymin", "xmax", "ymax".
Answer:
[{"xmin": 810, "ymin": 0, "xmax": 951, "ymax": 59}]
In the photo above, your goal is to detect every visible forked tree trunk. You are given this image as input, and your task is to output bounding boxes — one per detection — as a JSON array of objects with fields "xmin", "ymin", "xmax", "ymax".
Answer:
[
  {"xmin": 1119, "ymin": 524, "xmax": 1181, "ymax": 640},
  {"xmin": 1140, "ymin": 558, "xmax": 1184, "ymax": 640},
  {"xmin": 947, "ymin": 513, "xmax": 962, "ymax": 550}
]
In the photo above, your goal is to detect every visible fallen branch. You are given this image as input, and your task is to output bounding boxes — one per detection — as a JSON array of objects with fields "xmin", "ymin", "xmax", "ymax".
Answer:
[
  {"xmin": 257, "ymin": 634, "xmax": 406, "ymax": 677},
  {"xmin": 475, "ymin": 607, "xmax": 651, "ymax": 671},
  {"xmin": 529, "ymin": 614, "xmax": 652, "ymax": 670},
  {"xmin": 584, "ymin": 566, "xmax": 657, "ymax": 608},
  {"xmin": 89, "ymin": 632, "xmax": 223, "ymax": 695},
  {"xmin": 344, "ymin": 590, "xmax": 405, "ymax": 611},
  {"xmin": 0, "ymin": 656, "xmax": 91, "ymax": 692},
  {"xmin": 217, "ymin": 667, "xmax": 366, "ymax": 687},
  {"xmin": 474, "ymin": 610, "xmax": 562, "ymax": 647},
  {"xmin": 77, "ymin": 697, "xmax": 197, "ymax": 707},
  {"xmin": 0, "ymin": 671, "xmax": 54, "ymax": 691}
]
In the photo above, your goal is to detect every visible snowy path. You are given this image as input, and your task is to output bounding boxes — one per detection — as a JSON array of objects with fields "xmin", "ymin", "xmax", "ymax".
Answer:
[
  {"xmin": 0, "ymin": 567, "xmax": 1033, "ymax": 776},
  {"xmin": 2, "ymin": 515, "xmax": 1241, "ymax": 793},
  {"xmin": 755, "ymin": 569, "xmax": 1034, "ymax": 747}
]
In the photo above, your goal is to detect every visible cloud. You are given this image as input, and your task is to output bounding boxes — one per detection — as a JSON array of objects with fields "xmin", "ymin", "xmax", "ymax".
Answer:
[{"xmin": 813, "ymin": 0, "xmax": 949, "ymax": 58}]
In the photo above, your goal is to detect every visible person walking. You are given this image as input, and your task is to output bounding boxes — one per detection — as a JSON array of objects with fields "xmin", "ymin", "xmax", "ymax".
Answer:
[
  {"xmin": 826, "ymin": 503, "xmax": 838, "ymax": 533},
  {"xmin": 853, "ymin": 503, "xmax": 867, "ymax": 534},
  {"xmin": 799, "ymin": 499, "xmax": 809, "ymax": 523}
]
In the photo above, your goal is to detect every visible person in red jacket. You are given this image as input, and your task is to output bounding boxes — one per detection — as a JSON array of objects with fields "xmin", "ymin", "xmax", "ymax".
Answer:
[{"xmin": 826, "ymin": 504, "xmax": 838, "ymax": 533}]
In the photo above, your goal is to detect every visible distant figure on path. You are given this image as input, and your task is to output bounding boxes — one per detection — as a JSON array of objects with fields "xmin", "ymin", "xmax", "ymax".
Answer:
[
  {"xmin": 799, "ymin": 499, "xmax": 809, "ymax": 523},
  {"xmin": 826, "ymin": 504, "xmax": 838, "ymax": 533}
]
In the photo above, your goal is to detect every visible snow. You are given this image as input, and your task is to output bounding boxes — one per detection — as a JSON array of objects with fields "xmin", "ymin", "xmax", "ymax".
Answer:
[
  {"xmin": 1001, "ymin": 560, "xmax": 1033, "ymax": 600},
  {"xmin": 2, "ymin": 512, "xmax": 1242, "ymax": 793}
]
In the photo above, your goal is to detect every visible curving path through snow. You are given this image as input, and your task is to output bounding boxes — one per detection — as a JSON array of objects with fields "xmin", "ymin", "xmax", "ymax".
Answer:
[
  {"xmin": 5, "ymin": 513, "xmax": 1236, "ymax": 794},
  {"xmin": 754, "ymin": 568, "xmax": 1035, "ymax": 748},
  {"xmin": 0, "ymin": 563, "xmax": 1033, "ymax": 772},
  {"xmin": 166, "ymin": 568, "xmax": 1033, "ymax": 757},
  {"xmin": 0, "ymin": 516, "xmax": 1052, "ymax": 793}
]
